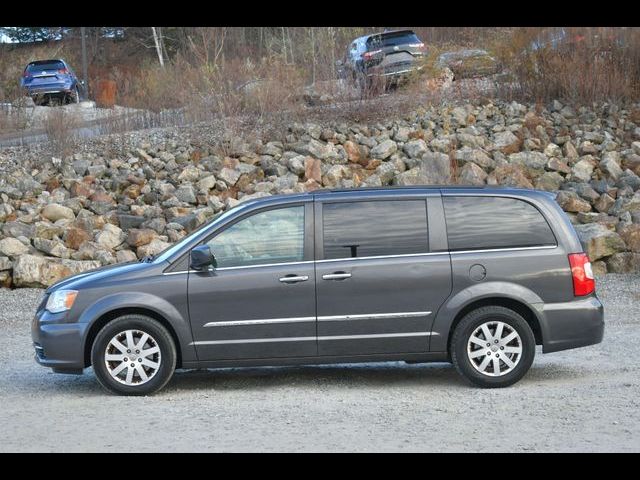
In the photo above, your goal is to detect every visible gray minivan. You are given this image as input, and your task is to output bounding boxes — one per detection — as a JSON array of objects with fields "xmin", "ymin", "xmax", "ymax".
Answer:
[{"xmin": 31, "ymin": 187, "xmax": 604, "ymax": 395}]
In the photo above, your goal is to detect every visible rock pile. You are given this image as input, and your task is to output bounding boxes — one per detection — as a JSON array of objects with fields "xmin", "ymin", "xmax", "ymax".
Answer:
[{"xmin": 1, "ymin": 99, "xmax": 640, "ymax": 287}]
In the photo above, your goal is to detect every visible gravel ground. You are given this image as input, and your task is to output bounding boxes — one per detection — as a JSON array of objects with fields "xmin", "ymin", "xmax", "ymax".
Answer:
[{"xmin": 0, "ymin": 275, "xmax": 639, "ymax": 452}]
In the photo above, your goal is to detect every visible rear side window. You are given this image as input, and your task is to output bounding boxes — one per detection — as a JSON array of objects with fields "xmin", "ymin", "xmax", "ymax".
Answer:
[
  {"xmin": 366, "ymin": 31, "xmax": 421, "ymax": 49},
  {"xmin": 322, "ymin": 200, "xmax": 428, "ymax": 259},
  {"xmin": 443, "ymin": 196, "xmax": 556, "ymax": 251},
  {"xmin": 27, "ymin": 62, "xmax": 65, "ymax": 72}
]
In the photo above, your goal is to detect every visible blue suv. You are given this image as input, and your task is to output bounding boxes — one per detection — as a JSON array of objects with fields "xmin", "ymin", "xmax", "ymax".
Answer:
[{"xmin": 21, "ymin": 59, "xmax": 83, "ymax": 106}]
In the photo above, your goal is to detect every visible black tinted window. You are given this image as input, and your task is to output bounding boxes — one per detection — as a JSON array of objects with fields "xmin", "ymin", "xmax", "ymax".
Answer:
[
  {"xmin": 27, "ymin": 62, "xmax": 64, "ymax": 72},
  {"xmin": 443, "ymin": 196, "xmax": 556, "ymax": 251},
  {"xmin": 322, "ymin": 200, "xmax": 428, "ymax": 259},
  {"xmin": 367, "ymin": 32, "xmax": 421, "ymax": 49}
]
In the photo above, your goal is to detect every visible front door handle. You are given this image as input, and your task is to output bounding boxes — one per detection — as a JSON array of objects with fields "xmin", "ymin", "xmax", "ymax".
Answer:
[
  {"xmin": 279, "ymin": 275, "xmax": 309, "ymax": 284},
  {"xmin": 322, "ymin": 272, "xmax": 352, "ymax": 280}
]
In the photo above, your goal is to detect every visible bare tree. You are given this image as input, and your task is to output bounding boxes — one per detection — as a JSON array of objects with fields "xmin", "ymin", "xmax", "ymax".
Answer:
[{"xmin": 151, "ymin": 27, "xmax": 165, "ymax": 67}]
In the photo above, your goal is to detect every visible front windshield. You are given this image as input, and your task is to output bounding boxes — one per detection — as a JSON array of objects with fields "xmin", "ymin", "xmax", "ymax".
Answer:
[{"xmin": 152, "ymin": 206, "xmax": 241, "ymax": 264}]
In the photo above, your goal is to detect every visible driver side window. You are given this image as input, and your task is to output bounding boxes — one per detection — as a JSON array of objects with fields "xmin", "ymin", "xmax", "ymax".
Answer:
[{"xmin": 206, "ymin": 206, "xmax": 305, "ymax": 268}]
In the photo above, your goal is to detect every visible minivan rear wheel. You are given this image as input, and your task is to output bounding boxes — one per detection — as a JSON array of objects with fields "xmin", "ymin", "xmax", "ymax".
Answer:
[
  {"xmin": 91, "ymin": 314, "xmax": 176, "ymax": 396},
  {"xmin": 451, "ymin": 306, "xmax": 535, "ymax": 388}
]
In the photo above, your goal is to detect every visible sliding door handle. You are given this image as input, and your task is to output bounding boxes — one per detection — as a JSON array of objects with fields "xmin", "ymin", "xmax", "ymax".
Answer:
[
  {"xmin": 279, "ymin": 275, "xmax": 309, "ymax": 284},
  {"xmin": 322, "ymin": 272, "xmax": 352, "ymax": 280}
]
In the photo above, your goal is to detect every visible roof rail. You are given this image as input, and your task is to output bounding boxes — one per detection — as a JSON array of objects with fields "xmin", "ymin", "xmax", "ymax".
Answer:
[{"xmin": 316, "ymin": 185, "xmax": 506, "ymax": 194}]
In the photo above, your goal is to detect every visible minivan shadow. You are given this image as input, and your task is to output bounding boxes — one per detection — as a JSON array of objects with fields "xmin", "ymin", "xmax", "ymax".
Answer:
[
  {"xmin": 19, "ymin": 362, "xmax": 590, "ymax": 395},
  {"xmin": 161, "ymin": 361, "xmax": 590, "ymax": 393},
  {"xmin": 165, "ymin": 362, "xmax": 463, "ymax": 392}
]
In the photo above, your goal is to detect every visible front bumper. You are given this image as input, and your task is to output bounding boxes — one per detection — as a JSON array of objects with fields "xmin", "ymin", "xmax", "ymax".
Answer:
[
  {"xmin": 539, "ymin": 295, "xmax": 605, "ymax": 353},
  {"xmin": 31, "ymin": 308, "xmax": 88, "ymax": 372}
]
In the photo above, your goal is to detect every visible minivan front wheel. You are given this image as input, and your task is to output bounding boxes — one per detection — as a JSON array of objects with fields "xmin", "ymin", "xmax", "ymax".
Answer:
[
  {"xmin": 91, "ymin": 315, "xmax": 176, "ymax": 396},
  {"xmin": 451, "ymin": 306, "xmax": 535, "ymax": 388}
]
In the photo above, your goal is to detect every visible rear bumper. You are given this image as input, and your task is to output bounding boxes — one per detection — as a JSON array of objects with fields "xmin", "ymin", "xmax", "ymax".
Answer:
[
  {"xmin": 538, "ymin": 295, "xmax": 604, "ymax": 353},
  {"xmin": 367, "ymin": 64, "xmax": 424, "ymax": 78},
  {"xmin": 25, "ymin": 85, "xmax": 73, "ymax": 96}
]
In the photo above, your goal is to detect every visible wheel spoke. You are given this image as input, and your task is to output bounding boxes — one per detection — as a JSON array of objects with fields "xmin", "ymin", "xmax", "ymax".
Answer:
[
  {"xmin": 125, "ymin": 331, "xmax": 135, "ymax": 350},
  {"xmin": 141, "ymin": 358, "xmax": 159, "ymax": 370},
  {"xmin": 105, "ymin": 354, "xmax": 125, "ymax": 362},
  {"xmin": 141, "ymin": 346, "xmax": 159, "ymax": 358},
  {"xmin": 125, "ymin": 366, "xmax": 134, "ymax": 384},
  {"xmin": 477, "ymin": 355, "xmax": 492, "ymax": 372},
  {"xmin": 492, "ymin": 357, "xmax": 501, "ymax": 375},
  {"xmin": 110, "ymin": 362, "xmax": 127, "ymax": 377},
  {"xmin": 109, "ymin": 338, "xmax": 128, "ymax": 354},
  {"xmin": 494, "ymin": 322, "xmax": 504, "ymax": 341},
  {"xmin": 135, "ymin": 364, "xmax": 149, "ymax": 382},
  {"xmin": 503, "ymin": 346, "xmax": 522, "ymax": 355},
  {"xmin": 501, "ymin": 331, "xmax": 518, "ymax": 344},
  {"xmin": 481, "ymin": 324, "xmax": 493, "ymax": 342},
  {"xmin": 469, "ymin": 336, "xmax": 487, "ymax": 348},
  {"xmin": 469, "ymin": 349, "xmax": 488, "ymax": 359},
  {"xmin": 136, "ymin": 333, "xmax": 150, "ymax": 350},
  {"xmin": 501, "ymin": 355, "xmax": 515, "ymax": 369}
]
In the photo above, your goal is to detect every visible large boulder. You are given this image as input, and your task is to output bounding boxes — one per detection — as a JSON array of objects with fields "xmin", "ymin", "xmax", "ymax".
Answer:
[
  {"xmin": 136, "ymin": 239, "xmax": 172, "ymax": 259},
  {"xmin": 618, "ymin": 224, "xmax": 640, "ymax": 253},
  {"xmin": 218, "ymin": 167, "xmax": 241, "ymax": 186},
  {"xmin": 126, "ymin": 228, "xmax": 158, "ymax": 248},
  {"xmin": 574, "ymin": 223, "xmax": 626, "ymax": 261},
  {"xmin": 600, "ymin": 153, "xmax": 623, "ymax": 181},
  {"xmin": 458, "ymin": 162, "xmax": 487, "ymax": 185},
  {"xmin": 571, "ymin": 158, "xmax": 596, "ymax": 182},
  {"xmin": 508, "ymin": 151, "xmax": 547, "ymax": 173},
  {"xmin": 606, "ymin": 252, "xmax": 640, "ymax": 273},
  {"xmin": 535, "ymin": 172, "xmax": 564, "ymax": 191},
  {"xmin": 395, "ymin": 152, "xmax": 451, "ymax": 185},
  {"xmin": 371, "ymin": 140, "xmax": 397, "ymax": 160},
  {"xmin": 454, "ymin": 147, "xmax": 494, "ymax": 169},
  {"xmin": 95, "ymin": 224, "xmax": 126, "ymax": 250},
  {"xmin": 41, "ymin": 203, "xmax": 75, "ymax": 222},
  {"xmin": 403, "ymin": 139, "xmax": 428, "ymax": 159},
  {"xmin": 493, "ymin": 131, "xmax": 521, "ymax": 154},
  {"xmin": 0, "ymin": 237, "xmax": 29, "ymax": 257},
  {"xmin": 12, "ymin": 254, "xmax": 100, "ymax": 288},
  {"xmin": 555, "ymin": 191, "xmax": 592, "ymax": 213},
  {"xmin": 491, "ymin": 164, "xmax": 533, "ymax": 188}
]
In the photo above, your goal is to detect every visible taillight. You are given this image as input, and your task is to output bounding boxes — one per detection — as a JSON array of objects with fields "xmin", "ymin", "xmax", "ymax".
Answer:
[
  {"xmin": 58, "ymin": 68, "xmax": 69, "ymax": 74},
  {"xmin": 362, "ymin": 49, "xmax": 382, "ymax": 60},
  {"xmin": 568, "ymin": 253, "xmax": 595, "ymax": 296},
  {"xmin": 23, "ymin": 71, "xmax": 31, "ymax": 78},
  {"xmin": 409, "ymin": 42, "xmax": 426, "ymax": 50}
]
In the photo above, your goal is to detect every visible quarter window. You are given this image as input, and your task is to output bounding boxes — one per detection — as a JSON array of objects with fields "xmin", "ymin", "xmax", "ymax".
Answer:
[
  {"xmin": 206, "ymin": 206, "xmax": 305, "ymax": 268},
  {"xmin": 322, "ymin": 200, "xmax": 429, "ymax": 259},
  {"xmin": 443, "ymin": 196, "xmax": 556, "ymax": 251}
]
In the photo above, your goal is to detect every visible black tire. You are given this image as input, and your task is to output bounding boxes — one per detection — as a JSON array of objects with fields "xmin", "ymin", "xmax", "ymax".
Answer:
[
  {"xmin": 91, "ymin": 314, "xmax": 177, "ymax": 396},
  {"xmin": 72, "ymin": 86, "xmax": 80, "ymax": 103},
  {"xmin": 451, "ymin": 306, "xmax": 535, "ymax": 388}
]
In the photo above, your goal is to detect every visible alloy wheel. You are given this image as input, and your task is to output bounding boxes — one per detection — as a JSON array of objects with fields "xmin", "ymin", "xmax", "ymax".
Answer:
[
  {"xmin": 466, "ymin": 321, "xmax": 523, "ymax": 377},
  {"xmin": 104, "ymin": 329, "xmax": 162, "ymax": 386}
]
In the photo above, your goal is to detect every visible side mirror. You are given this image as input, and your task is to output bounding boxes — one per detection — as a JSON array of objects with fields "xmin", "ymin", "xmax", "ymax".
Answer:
[{"xmin": 190, "ymin": 245, "xmax": 215, "ymax": 271}]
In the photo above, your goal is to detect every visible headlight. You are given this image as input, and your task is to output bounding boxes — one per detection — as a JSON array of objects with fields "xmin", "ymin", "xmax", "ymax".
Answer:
[{"xmin": 45, "ymin": 290, "xmax": 78, "ymax": 314}]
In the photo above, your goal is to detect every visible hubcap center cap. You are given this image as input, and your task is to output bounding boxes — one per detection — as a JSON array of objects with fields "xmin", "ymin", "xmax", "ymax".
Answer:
[{"xmin": 491, "ymin": 345, "xmax": 499, "ymax": 352}]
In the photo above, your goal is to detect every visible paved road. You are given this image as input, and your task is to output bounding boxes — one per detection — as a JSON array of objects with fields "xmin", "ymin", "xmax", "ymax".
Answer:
[{"xmin": 1, "ymin": 275, "xmax": 639, "ymax": 452}]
